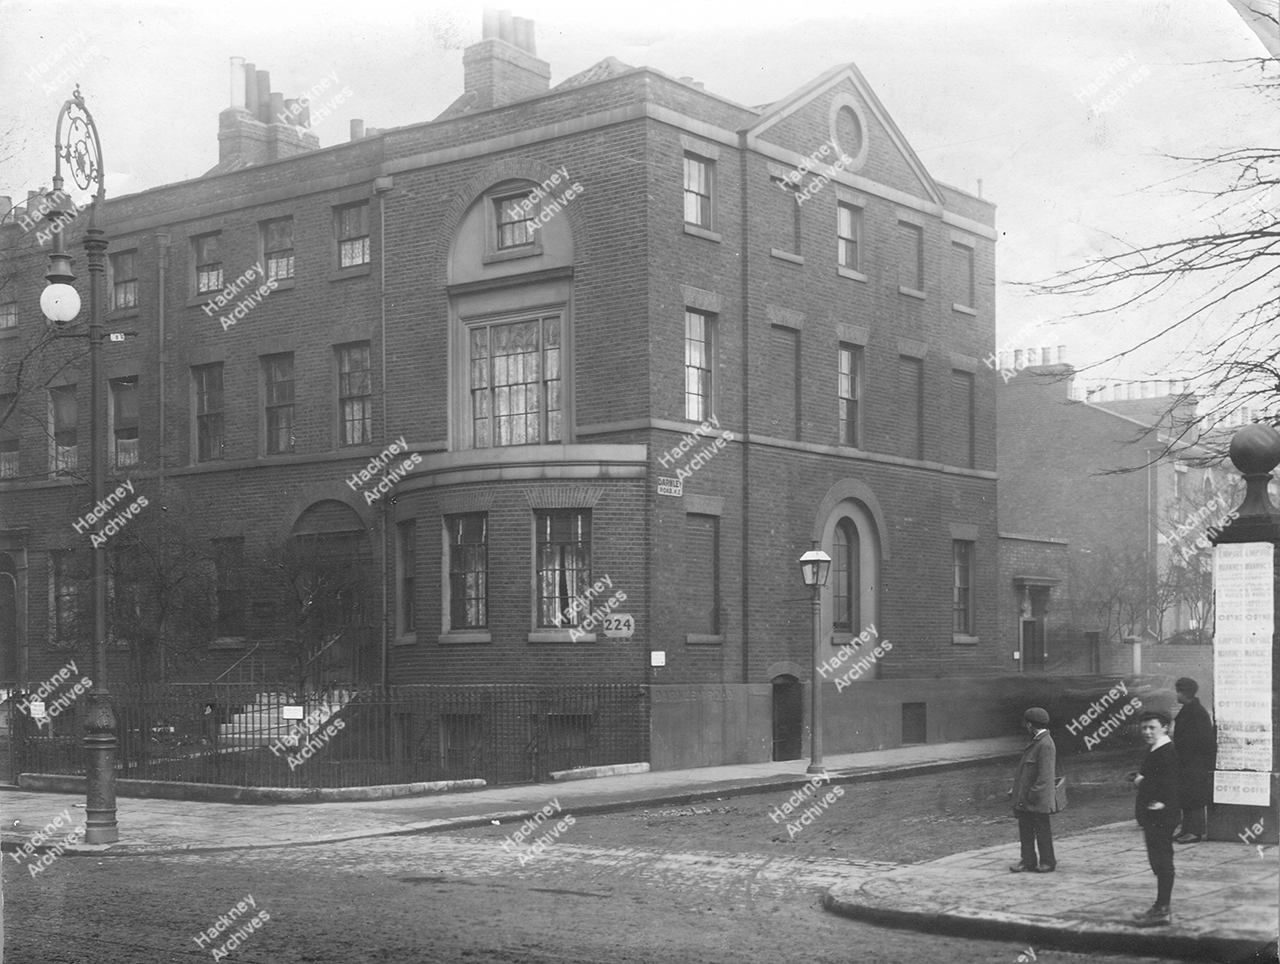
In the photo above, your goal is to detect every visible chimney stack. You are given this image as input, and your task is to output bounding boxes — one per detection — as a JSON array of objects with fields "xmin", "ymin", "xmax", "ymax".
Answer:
[
  {"xmin": 218, "ymin": 57, "xmax": 320, "ymax": 169},
  {"xmin": 462, "ymin": 7, "xmax": 551, "ymax": 111}
]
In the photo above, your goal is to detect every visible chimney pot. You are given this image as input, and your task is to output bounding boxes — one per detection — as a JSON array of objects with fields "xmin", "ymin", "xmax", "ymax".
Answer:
[
  {"xmin": 244, "ymin": 61, "xmax": 259, "ymax": 114},
  {"xmin": 270, "ymin": 92, "xmax": 285, "ymax": 125},
  {"xmin": 499, "ymin": 9, "xmax": 514, "ymax": 43},
  {"xmin": 483, "ymin": 7, "xmax": 499, "ymax": 38},
  {"xmin": 1057, "ymin": 344, "xmax": 1066, "ymax": 364},
  {"xmin": 255, "ymin": 69, "xmax": 271, "ymax": 123},
  {"xmin": 283, "ymin": 98, "xmax": 300, "ymax": 125},
  {"xmin": 351, "ymin": 119, "xmax": 365, "ymax": 141},
  {"xmin": 230, "ymin": 57, "xmax": 247, "ymax": 109}
]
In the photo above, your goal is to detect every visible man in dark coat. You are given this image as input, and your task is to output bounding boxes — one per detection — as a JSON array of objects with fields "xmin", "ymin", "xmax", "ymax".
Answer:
[
  {"xmin": 1132, "ymin": 710, "xmax": 1181, "ymax": 927},
  {"xmin": 1009, "ymin": 707, "xmax": 1057, "ymax": 873},
  {"xmin": 1172, "ymin": 677, "xmax": 1215, "ymax": 843}
]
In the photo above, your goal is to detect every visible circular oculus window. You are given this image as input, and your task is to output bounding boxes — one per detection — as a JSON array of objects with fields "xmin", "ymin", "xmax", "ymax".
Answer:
[{"xmin": 836, "ymin": 106, "xmax": 863, "ymax": 160}]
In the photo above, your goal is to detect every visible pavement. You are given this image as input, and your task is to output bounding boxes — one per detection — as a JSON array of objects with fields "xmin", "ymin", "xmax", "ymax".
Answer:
[
  {"xmin": 3, "ymin": 734, "xmax": 1276, "ymax": 961},
  {"xmin": 825, "ymin": 822, "xmax": 1278, "ymax": 962}
]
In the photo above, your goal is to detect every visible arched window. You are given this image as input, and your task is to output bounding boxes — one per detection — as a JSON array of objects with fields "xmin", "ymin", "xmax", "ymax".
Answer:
[{"xmin": 832, "ymin": 518, "xmax": 860, "ymax": 632}]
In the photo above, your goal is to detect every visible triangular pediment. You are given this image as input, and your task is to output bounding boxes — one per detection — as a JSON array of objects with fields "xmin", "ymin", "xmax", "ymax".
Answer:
[{"xmin": 748, "ymin": 63, "xmax": 943, "ymax": 206}]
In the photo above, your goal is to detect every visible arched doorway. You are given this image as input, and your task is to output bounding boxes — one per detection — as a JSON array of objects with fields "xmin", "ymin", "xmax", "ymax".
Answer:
[
  {"xmin": 811, "ymin": 480, "xmax": 888, "ymax": 658},
  {"xmin": 283, "ymin": 501, "xmax": 376, "ymax": 688},
  {"xmin": 771, "ymin": 674, "xmax": 803, "ymax": 761}
]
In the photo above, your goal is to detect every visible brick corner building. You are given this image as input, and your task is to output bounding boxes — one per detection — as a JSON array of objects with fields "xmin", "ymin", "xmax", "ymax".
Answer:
[{"xmin": 0, "ymin": 14, "xmax": 1008, "ymax": 772}]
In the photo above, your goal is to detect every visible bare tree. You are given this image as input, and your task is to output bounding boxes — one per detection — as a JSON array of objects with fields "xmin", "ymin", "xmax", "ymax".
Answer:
[
  {"xmin": 1064, "ymin": 545, "xmax": 1152, "ymax": 644},
  {"xmin": 56, "ymin": 485, "xmax": 224, "ymax": 686},
  {"xmin": 254, "ymin": 534, "xmax": 376, "ymax": 696},
  {"xmin": 1028, "ymin": 45, "xmax": 1280, "ymax": 464}
]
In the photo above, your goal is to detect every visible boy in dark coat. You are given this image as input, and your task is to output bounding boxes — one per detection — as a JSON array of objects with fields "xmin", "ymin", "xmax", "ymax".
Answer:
[
  {"xmin": 1131, "ymin": 710, "xmax": 1181, "ymax": 926},
  {"xmin": 1009, "ymin": 707, "xmax": 1057, "ymax": 873},
  {"xmin": 1172, "ymin": 677, "xmax": 1215, "ymax": 843}
]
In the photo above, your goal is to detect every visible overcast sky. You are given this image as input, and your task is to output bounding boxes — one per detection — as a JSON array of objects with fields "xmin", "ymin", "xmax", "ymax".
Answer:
[{"xmin": 2, "ymin": 0, "xmax": 1274, "ymax": 391}]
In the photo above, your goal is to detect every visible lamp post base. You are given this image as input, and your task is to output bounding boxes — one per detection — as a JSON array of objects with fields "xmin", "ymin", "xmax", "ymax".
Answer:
[
  {"xmin": 805, "ymin": 764, "xmax": 828, "ymax": 777},
  {"xmin": 83, "ymin": 693, "xmax": 118, "ymax": 844}
]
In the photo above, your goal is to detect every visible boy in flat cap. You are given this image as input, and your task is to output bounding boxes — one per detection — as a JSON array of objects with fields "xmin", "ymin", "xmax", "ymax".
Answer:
[{"xmin": 1009, "ymin": 707, "xmax": 1057, "ymax": 873}]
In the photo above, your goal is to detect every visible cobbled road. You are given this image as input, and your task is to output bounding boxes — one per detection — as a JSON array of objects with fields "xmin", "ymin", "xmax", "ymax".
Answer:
[{"xmin": 4, "ymin": 757, "xmax": 1189, "ymax": 963}]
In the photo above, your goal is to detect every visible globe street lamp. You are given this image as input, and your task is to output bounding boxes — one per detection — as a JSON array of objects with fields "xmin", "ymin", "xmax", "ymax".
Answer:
[
  {"xmin": 799, "ymin": 544, "xmax": 831, "ymax": 776},
  {"xmin": 39, "ymin": 86, "xmax": 117, "ymax": 844}
]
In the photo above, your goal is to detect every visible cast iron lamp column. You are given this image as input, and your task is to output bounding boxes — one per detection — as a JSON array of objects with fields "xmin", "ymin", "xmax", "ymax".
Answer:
[
  {"xmin": 39, "ymin": 86, "xmax": 117, "ymax": 844},
  {"xmin": 799, "ymin": 545, "xmax": 832, "ymax": 776}
]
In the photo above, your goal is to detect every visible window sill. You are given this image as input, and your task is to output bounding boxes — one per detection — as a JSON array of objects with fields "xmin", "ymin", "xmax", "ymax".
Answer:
[
  {"xmin": 952, "ymin": 634, "xmax": 980, "ymax": 646},
  {"xmin": 837, "ymin": 266, "xmax": 868, "ymax": 283},
  {"xmin": 208, "ymin": 637, "xmax": 248, "ymax": 650},
  {"xmin": 683, "ymin": 224, "xmax": 721, "ymax": 243},
  {"xmin": 269, "ymin": 278, "xmax": 297, "ymax": 293},
  {"xmin": 187, "ymin": 293, "xmax": 219, "ymax": 309},
  {"xmin": 898, "ymin": 286, "xmax": 926, "ymax": 301},
  {"xmin": 483, "ymin": 245, "xmax": 543, "ymax": 264},
  {"xmin": 770, "ymin": 248, "xmax": 804, "ymax": 265},
  {"xmin": 686, "ymin": 633, "xmax": 724, "ymax": 646},
  {"xmin": 0, "ymin": 328, "xmax": 18, "ymax": 339},
  {"xmin": 952, "ymin": 303, "xmax": 977, "ymax": 316},
  {"xmin": 329, "ymin": 264, "xmax": 372, "ymax": 282},
  {"xmin": 438, "ymin": 631, "xmax": 490, "ymax": 645},
  {"xmin": 107, "ymin": 307, "xmax": 140, "ymax": 321},
  {"xmin": 394, "ymin": 632, "xmax": 418, "ymax": 647},
  {"xmin": 529, "ymin": 630, "xmax": 595, "ymax": 643}
]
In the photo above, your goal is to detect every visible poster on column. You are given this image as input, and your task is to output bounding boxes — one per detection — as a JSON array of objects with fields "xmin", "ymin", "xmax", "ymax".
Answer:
[{"xmin": 1212, "ymin": 543, "xmax": 1273, "ymax": 788}]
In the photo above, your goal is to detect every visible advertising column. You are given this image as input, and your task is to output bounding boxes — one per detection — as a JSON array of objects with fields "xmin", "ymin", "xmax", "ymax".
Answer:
[{"xmin": 1211, "ymin": 542, "xmax": 1277, "ymax": 840}]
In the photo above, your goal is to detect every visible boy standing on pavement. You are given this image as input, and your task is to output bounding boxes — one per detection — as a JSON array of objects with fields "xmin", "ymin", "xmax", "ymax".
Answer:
[
  {"xmin": 1131, "ymin": 710, "xmax": 1182, "ymax": 927},
  {"xmin": 1009, "ymin": 707, "xmax": 1057, "ymax": 873}
]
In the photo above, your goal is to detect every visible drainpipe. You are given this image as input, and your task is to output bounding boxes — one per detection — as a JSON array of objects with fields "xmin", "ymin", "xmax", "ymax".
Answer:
[
  {"xmin": 374, "ymin": 176, "xmax": 392, "ymax": 691},
  {"xmin": 738, "ymin": 136, "xmax": 752, "ymax": 683},
  {"xmin": 156, "ymin": 232, "xmax": 169, "ymax": 683}
]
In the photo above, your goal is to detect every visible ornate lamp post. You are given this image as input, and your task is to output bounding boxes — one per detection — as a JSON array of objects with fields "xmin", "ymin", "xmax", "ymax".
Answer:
[
  {"xmin": 39, "ymin": 86, "xmax": 117, "ymax": 844},
  {"xmin": 799, "ymin": 544, "xmax": 832, "ymax": 776}
]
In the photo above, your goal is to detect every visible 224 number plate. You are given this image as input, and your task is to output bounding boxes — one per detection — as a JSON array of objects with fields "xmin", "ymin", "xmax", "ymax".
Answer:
[{"xmin": 602, "ymin": 614, "xmax": 635, "ymax": 638}]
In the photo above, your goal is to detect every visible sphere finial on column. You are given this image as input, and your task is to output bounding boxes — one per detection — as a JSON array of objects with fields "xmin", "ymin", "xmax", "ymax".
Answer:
[{"xmin": 1219, "ymin": 424, "xmax": 1280, "ymax": 539}]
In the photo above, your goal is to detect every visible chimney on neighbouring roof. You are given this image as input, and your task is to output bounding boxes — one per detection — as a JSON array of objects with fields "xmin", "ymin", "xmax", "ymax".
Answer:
[
  {"xmin": 217, "ymin": 57, "xmax": 321, "ymax": 170},
  {"xmin": 462, "ymin": 7, "xmax": 550, "ymax": 111}
]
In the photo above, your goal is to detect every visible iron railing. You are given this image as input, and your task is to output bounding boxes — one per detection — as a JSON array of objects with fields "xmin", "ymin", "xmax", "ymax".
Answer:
[{"xmin": 9, "ymin": 682, "xmax": 649, "ymax": 789}]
